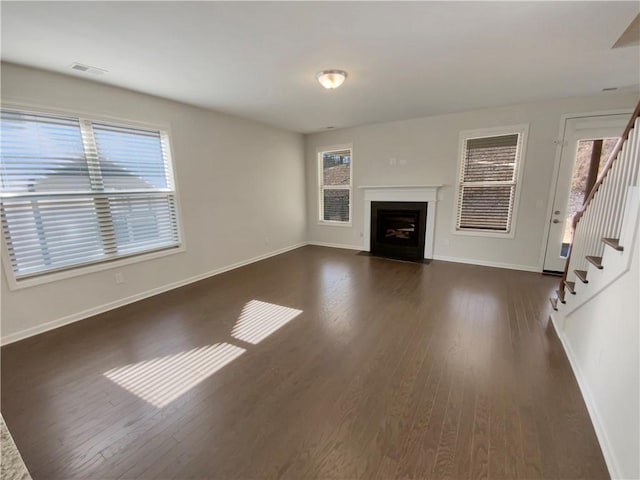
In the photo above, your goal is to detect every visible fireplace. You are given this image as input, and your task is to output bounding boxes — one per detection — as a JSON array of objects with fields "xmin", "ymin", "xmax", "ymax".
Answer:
[
  {"xmin": 371, "ymin": 201, "xmax": 427, "ymax": 260},
  {"xmin": 361, "ymin": 185, "xmax": 441, "ymax": 260}
]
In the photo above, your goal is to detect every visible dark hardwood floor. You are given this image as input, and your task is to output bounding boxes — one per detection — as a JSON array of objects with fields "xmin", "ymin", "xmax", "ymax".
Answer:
[{"xmin": 1, "ymin": 246, "xmax": 609, "ymax": 479}]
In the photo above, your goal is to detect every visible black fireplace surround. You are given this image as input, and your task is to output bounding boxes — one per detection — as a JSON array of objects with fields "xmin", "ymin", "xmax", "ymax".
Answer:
[{"xmin": 370, "ymin": 201, "xmax": 427, "ymax": 261}]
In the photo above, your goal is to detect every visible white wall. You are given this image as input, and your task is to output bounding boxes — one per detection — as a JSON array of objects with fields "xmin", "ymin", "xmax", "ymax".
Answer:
[
  {"xmin": 558, "ymin": 212, "xmax": 639, "ymax": 480},
  {"xmin": 2, "ymin": 64, "xmax": 638, "ymax": 477},
  {"xmin": 0, "ymin": 63, "xmax": 307, "ymax": 343},
  {"xmin": 305, "ymin": 92, "xmax": 639, "ymax": 270}
]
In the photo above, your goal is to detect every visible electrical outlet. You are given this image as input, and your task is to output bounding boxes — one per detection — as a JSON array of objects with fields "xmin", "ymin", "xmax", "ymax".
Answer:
[
  {"xmin": 115, "ymin": 272, "xmax": 124, "ymax": 284},
  {"xmin": 389, "ymin": 157, "xmax": 397, "ymax": 166}
]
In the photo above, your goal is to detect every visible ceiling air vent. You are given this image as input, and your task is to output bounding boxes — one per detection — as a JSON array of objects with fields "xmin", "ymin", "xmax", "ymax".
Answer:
[{"xmin": 69, "ymin": 63, "xmax": 107, "ymax": 75}]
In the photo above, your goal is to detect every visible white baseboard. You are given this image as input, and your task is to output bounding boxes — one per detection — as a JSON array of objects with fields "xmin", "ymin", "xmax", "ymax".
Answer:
[
  {"xmin": 305, "ymin": 243, "xmax": 540, "ymax": 272},
  {"xmin": 0, "ymin": 243, "xmax": 539, "ymax": 345},
  {"xmin": 550, "ymin": 315, "xmax": 619, "ymax": 480},
  {"xmin": 0, "ymin": 242, "xmax": 307, "ymax": 346},
  {"xmin": 432, "ymin": 254, "xmax": 540, "ymax": 272},
  {"xmin": 306, "ymin": 241, "xmax": 363, "ymax": 251}
]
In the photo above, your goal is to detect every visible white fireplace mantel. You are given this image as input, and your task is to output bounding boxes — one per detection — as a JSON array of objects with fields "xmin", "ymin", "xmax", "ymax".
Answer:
[{"xmin": 360, "ymin": 185, "xmax": 442, "ymax": 259}]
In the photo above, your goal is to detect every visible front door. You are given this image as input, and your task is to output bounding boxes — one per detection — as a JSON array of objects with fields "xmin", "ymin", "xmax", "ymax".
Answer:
[{"xmin": 543, "ymin": 114, "xmax": 629, "ymax": 273}]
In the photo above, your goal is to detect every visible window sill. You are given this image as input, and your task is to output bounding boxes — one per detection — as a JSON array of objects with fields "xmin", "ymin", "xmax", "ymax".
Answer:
[
  {"xmin": 318, "ymin": 220, "xmax": 352, "ymax": 228},
  {"xmin": 452, "ymin": 228, "xmax": 515, "ymax": 239},
  {"xmin": 4, "ymin": 244, "xmax": 186, "ymax": 291}
]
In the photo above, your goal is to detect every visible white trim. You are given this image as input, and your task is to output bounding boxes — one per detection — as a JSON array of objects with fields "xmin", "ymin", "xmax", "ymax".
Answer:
[
  {"xmin": 452, "ymin": 123, "xmax": 529, "ymax": 239},
  {"xmin": 357, "ymin": 184, "xmax": 443, "ymax": 189},
  {"xmin": 449, "ymin": 228, "xmax": 520, "ymax": 239},
  {"xmin": 3, "ymin": 245, "xmax": 186, "ymax": 291},
  {"xmin": 306, "ymin": 241, "xmax": 362, "ymax": 251},
  {"xmin": 362, "ymin": 185, "xmax": 440, "ymax": 259},
  {"xmin": 549, "ymin": 316, "xmax": 620, "ymax": 480},
  {"xmin": 317, "ymin": 220, "xmax": 353, "ymax": 227},
  {"xmin": 1, "ymin": 241, "xmax": 546, "ymax": 345},
  {"xmin": 0, "ymin": 242, "xmax": 307, "ymax": 346},
  {"xmin": 538, "ymin": 115, "xmax": 572, "ymax": 270},
  {"xmin": 305, "ymin": 241, "xmax": 540, "ymax": 272},
  {"xmin": 432, "ymin": 254, "xmax": 540, "ymax": 272},
  {"xmin": 0, "ymin": 100, "xmax": 189, "ymax": 258},
  {"xmin": 0, "ymin": 99, "xmax": 172, "ymax": 132},
  {"xmin": 0, "ymin": 102, "xmax": 188, "ymax": 289},
  {"xmin": 317, "ymin": 144, "xmax": 353, "ymax": 226}
]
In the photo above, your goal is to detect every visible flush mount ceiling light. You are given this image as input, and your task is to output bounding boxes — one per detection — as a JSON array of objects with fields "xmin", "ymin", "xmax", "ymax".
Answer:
[{"xmin": 316, "ymin": 70, "xmax": 348, "ymax": 89}]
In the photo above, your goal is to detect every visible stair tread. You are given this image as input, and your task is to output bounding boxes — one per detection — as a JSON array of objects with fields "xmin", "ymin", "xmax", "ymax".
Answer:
[
  {"xmin": 574, "ymin": 270, "xmax": 589, "ymax": 284},
  {"xmin": 549, "ymin": 297, "xmax": 558, "ymax": 311},
  {"xmin": 602, "ymin": 237, "xmax": 624, "ymax": 251},
  {"xmin": 556, "ymin": 289, "xmax": 566, "ymax": 303},
  {"xmin": 585, "ymin": 256, "xmax": 604, "ymax": 269},
  {"xmin": 564, "ymin": 281, "xmax": 576, "ymax": 294}
]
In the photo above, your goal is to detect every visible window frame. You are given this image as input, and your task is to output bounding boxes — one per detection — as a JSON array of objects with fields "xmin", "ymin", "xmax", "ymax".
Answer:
[
  {"xmin": 1, "ymin": 102, "xmax": 186, "ymax": 291},
  {"xmin": 452, "ymin": 124, "xmax": 529, "ymax": 239},
  {"xmin": 317, "ymin": 144, "xmax": 353, "ymax": 227}
]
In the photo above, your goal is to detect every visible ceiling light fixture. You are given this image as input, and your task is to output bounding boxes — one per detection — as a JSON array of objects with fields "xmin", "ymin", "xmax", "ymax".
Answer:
[{"xmin": 316, "ymin": 70, "xmax": 348, "ymax": 89}]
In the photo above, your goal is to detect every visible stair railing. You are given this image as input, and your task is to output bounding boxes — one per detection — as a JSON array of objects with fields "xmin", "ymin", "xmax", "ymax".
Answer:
[{"xmin": 559, "ymin": 100, "xmax": 640, "ymax": 297}]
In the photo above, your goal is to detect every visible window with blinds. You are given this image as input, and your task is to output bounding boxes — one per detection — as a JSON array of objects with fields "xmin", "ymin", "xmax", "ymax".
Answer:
[
  {"xmin": 0, "ymin": 109, "xmax": 181, "ymax": 282},
  {"xmin": 318, "ymin": 147, "xmax": 352, "ymax": 224},
  {"xmin": 455, "ymin": 126, "xmax": 527, "ymax": 235}
]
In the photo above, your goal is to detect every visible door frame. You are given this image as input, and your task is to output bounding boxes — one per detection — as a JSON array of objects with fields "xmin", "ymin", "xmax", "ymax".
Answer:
[{"xmin": 537, "ymin": 108, "xmax": 633, "ymax": 272}]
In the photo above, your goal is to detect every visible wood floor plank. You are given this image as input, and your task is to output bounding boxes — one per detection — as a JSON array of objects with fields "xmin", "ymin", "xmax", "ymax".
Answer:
[
  {"xmin": 1, "ymin": 246, "xmax": 609, "ymax": 479},
  {"xmin": 468, "ymin": 298, "xmax": 494, "ymax": 480},
  {"xmin": 431, "ymin": 288, "xmax": 477, "ymax": 480},
  {"xmin": 487, "ymin": 294, "xmax": 508, "ymax": 480}
]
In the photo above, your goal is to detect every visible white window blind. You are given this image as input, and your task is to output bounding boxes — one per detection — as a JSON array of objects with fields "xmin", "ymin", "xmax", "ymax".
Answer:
[
  {"xmin": 456, "ymin": 130, "xmax": 525, "ymax": 234},
  {"xmin": 0, "ymin": 109, "xmax": 181, "ymax": 280},
  {"xmin": 319, "ymin": 148, "xmax": 352, "ymax": 223}
]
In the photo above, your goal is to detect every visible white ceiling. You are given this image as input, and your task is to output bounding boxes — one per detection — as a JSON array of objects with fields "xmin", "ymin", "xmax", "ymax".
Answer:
[{"xmin": 2, "ymin": 1, "xmax": 639, "ymax": 133}]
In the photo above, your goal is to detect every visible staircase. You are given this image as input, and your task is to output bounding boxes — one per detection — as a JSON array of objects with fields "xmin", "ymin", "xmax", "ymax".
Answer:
[
  {"xmin": 550, "ymin": 100, "xmax": 640, "ymax": 313},
  {"xmin": 548, "ymin": 100, "xmax": 640, "ymax": 480}
]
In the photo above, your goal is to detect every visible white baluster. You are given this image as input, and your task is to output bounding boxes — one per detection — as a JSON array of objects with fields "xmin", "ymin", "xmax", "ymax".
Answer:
[
  {"xmin": 609, "ymin": 144, "xmax": 628, "ymax": 237},
  {"xmin": 628, "ymin": 123, "xmax": 640, "ymax": 187},
  {"xmin": 598, "ymin": 173, "xmax": 614, "ymax": 241}
]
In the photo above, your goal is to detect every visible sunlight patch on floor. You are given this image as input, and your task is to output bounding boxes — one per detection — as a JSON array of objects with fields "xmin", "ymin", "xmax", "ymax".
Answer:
[
  {"xmin": 232, "ymin": 300, "xmax": 302, "ymax": 344},
  {"xmin": 104, "ymin": 343, "xmax": 245, "ymax": 408}
]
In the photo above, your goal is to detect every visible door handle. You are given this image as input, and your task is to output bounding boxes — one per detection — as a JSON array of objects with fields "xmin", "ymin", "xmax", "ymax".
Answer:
[
  {"xmin": 552, "ymin": 219, "xmax": 560, "ymax": 224},
  {"xmin": 554, "ymin": 210, "xmax": 561, "ymax": 215}
]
